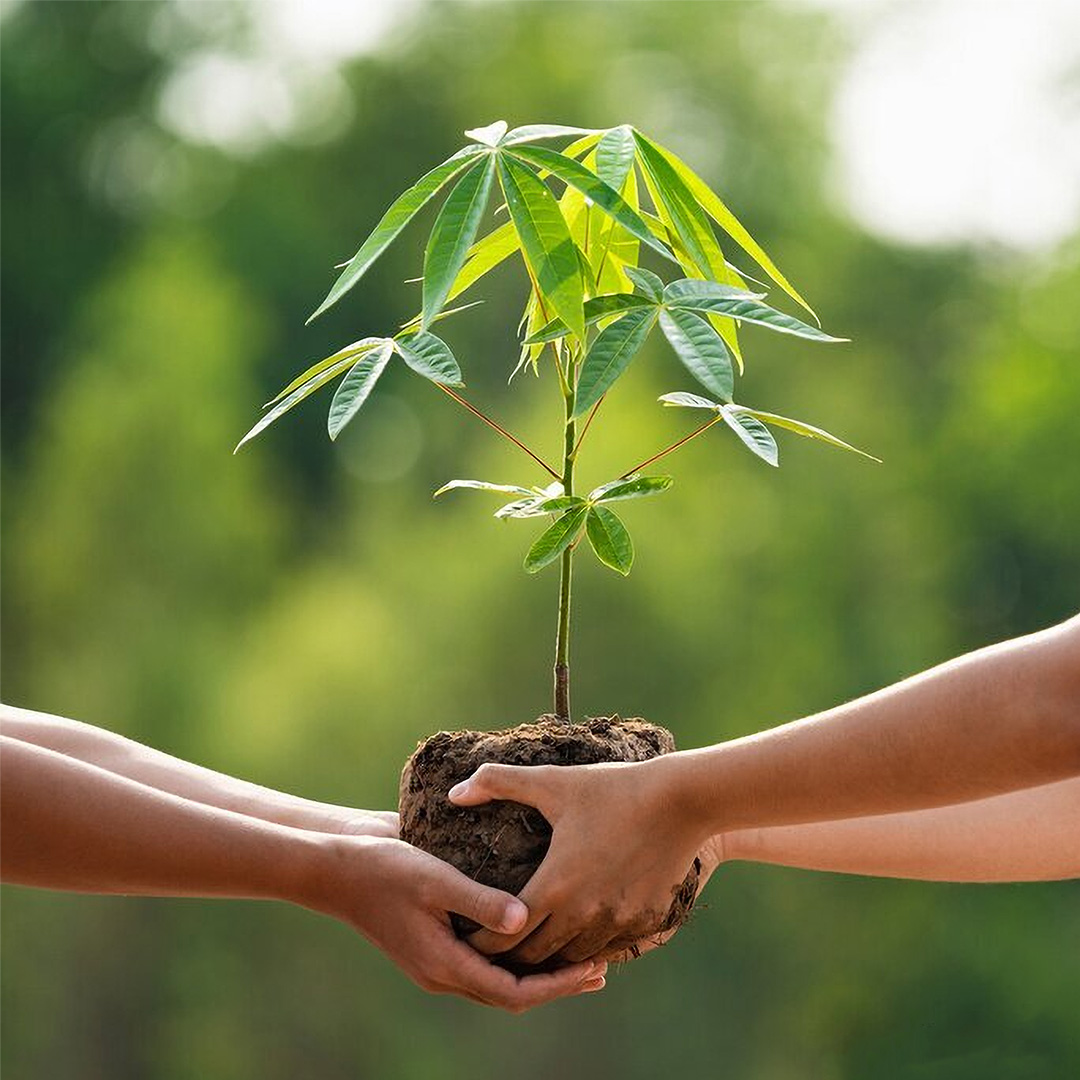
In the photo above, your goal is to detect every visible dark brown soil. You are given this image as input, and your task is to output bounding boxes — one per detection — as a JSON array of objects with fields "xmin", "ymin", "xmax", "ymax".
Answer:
[{"xmin": 398, "ymin": 714, "xmax": 700, "ymax": 968}]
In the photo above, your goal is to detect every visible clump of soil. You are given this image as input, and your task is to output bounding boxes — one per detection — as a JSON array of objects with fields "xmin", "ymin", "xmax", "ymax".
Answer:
[{"xmin": 399, "ymin": 715, "xmax": 700, "ymax": 968}]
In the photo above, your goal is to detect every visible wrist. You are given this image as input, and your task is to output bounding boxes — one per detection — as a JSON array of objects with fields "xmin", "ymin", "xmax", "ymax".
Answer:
[
  {"xmin": 718, "ymin": 828, "xmax": 757, "ymax": 862},
  {"xmin": 651, "ymin": 750, "xmax": 720, "ymax": 852},
  {"xmin": 656, "ymin": 747, "xmax": 734, "ymax": 846},
  {"xmin": 287, "ymin": 831, "xmax": 385, "ymax": 918}
]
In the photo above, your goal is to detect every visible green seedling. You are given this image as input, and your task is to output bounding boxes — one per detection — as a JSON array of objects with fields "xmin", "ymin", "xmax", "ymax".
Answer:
[{"xmin": 238, "ymin": 120, "xmax": 877, "ymax": 721}]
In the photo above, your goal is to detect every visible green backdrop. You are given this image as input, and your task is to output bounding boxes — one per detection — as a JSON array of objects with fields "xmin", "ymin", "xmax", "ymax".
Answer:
[{"xmin": 3, "ymin": 3, "xmax": 1078, "ymax": 1077}]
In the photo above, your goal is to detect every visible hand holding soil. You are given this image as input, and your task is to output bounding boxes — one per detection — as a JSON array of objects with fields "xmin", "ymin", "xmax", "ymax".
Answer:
[{"xmin": 449, "ymin": 755, "xmax": 707, "ymax": 966}]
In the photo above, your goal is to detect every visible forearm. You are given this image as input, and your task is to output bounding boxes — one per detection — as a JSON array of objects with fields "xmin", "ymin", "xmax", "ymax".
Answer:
[
  {"xmin": 722, "ymin": 777, "xmax": 1080, "ymax": 882},
  {"xmin": 0, "ymin": 735, "xmax": 330, "ymax": 901},
  {"xmin": 0, "ymin": 705, "xmax": 367, "ymax": 834},
  {"xmin": 671, "ymin": 616, "xmax": 1080, "ymax": 839}
]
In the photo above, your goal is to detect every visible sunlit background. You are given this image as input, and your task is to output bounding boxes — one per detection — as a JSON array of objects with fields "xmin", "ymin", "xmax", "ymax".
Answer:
[{"xmin": 3, "ymin": 2, "xmax": 1079, "ymax": 1077}]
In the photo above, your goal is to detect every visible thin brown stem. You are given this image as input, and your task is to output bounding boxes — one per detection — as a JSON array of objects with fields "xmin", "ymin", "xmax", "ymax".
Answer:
[
  {"xmin": 619, "ymin": 414, "xmax": 723, "ymax": 478},
  {"xmin": 572, "ymin": 394, "xmax": 605, "ymax": 456},
  {"xmin": 435, "ymin": 383, "xmax": 561, "ymax": 481}
]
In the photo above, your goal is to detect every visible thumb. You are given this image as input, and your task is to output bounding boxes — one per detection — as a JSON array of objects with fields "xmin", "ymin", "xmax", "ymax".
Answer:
[
  {"xmin": 448, "ymin": 762, "xmax": 550, "ymax": 810},
  {"xmin": 434, "ymin": 864, "xmax": 529, "ymax": 935}
]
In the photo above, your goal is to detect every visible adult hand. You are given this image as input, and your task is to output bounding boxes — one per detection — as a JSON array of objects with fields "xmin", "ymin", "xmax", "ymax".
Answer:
[
  {"xmin": 602, "ymin": 832, "xmax": 727, "ymax": 964},
  {"xmin": 306, "ymin": 834, "xmax": 608, "ymax": 1011},
  {"xmin": 448, "ymin": 758, "xmax": 705, "ymax": 967},
  {"xmin": 334, "ymin": 808, "xmax": 399, "ymax": 839}
]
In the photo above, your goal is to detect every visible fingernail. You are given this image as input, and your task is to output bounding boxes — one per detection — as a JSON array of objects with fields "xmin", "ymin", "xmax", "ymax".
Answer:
[
  {"xmin": 448, "ymin": 781, "xmax": 467, "ymax": 801},
  {"xmin": 500, "ymin": 898, "xmax": 528, "ymax": 933},
  {"xmin": 582, "ymin": 978, "xmax": 606, "ymax": 993}
]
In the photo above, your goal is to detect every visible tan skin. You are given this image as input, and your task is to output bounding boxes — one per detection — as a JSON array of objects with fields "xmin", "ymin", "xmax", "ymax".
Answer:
[
  {"xmin": 452, "ymin": 614, "xmax": 1080, "ymax": 966},
  {"xmin": 0, "ymin": 708, "xmax": 606, "ymax": 1011}
]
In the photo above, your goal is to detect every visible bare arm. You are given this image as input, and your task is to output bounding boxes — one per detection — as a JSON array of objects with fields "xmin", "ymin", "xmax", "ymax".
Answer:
[
  {"xmin": 451, "ymin": 614, "xmax": 1080, "ymax": 964},
  {"xmin": 719, "ymin": 777, "xmax": 1080, "ymax": 882},
  {"xmin": 0, "ymin": 704, "xmax": 393, "ymax": 837},
  {"xmin": 677, "ymin": 614, "xmax": 1080, "ymax": 836},
  {"xmin": 0, "ymin": 736, "xmax": 604, "ymax": 1010}
]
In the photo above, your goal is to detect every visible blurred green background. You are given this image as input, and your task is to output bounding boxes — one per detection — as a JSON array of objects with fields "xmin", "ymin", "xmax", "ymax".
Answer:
[{"xmin": 3, "ymin": 2, "xmax": 1078, "ymax": 1077}]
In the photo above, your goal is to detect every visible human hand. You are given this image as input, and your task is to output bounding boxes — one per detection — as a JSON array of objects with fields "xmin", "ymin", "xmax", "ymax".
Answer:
[
  {"xmin": 334, "ymin": 808, "xmax": 399, "ymax": 839},
  {"xmin": 304, "ymin": 834, "xmax": 607, "ymax": 1011},
  {"xmin": 448, "ymin": 757, "xmax": 705, "ymax": 967},
  {"xmin": 601, "ymin": 831, "xmax": 727, "ymax": 964}
]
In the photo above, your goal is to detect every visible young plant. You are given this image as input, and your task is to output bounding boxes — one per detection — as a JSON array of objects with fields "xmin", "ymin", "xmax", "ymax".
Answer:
[{"xmin": 238, "ymin": 120, "xmax": 877, "ymax": 724}]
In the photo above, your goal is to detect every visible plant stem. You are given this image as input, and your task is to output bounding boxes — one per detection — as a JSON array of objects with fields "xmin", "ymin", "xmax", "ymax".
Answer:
[
  {"xmin": 572, "ymin": 394, "xmax": 605, "ymax": 456},
  {"xmin": 619, "ymin": 414, "xmax": 723, "ymax": 478},
  {"xmin": 435, "ymin": 383, "xmax": 561, "ymax": 481},
  {"xmin": 553, "ymin": 350, "xmax": 577, "ymax": 723}
]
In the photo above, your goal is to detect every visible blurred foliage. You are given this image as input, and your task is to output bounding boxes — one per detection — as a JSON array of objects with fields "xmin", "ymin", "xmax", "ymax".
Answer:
[{"xmin": 2, "ymin": 2, "xmax": 1078, "ymax": 1078}]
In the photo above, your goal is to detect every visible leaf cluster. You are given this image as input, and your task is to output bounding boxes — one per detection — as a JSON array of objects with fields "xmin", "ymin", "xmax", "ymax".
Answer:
[
  {"xmin": 435, "ymin": 474, "xmax": 672, "ymax": 576},
  {"xmin": 237, "ymin": 118, "xmax": 877, "ymax": 574}
]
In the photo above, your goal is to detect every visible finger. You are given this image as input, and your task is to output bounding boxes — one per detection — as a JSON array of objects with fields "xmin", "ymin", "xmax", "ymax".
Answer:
[
  {"xmin": 448, "ymin": 762, "xmax": 557, "ymax": 815},
  {"xmin": 558, "ymin": 926, "xmax": 622, "ymax": 965},
  {"xmin": 468, "ymin": 910, "xmax": 549, "ymax": 958},
  {"xmin": 430, "ymin": 861, "xmax": 530, "ymax": 936},
  {"xmin": 446, "ymin": 936, "xmax": 604, "ymax": 1011},
  {"xmin": 507, "ymin": 917, "xmax": 579, "ymax": 968},
  {"xmin": 466, "ymin": 854, "xmax": 564, "ymax": 955}
]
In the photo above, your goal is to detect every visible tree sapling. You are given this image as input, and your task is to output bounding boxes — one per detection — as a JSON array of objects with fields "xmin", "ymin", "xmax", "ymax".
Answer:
[{"xmin": 237, "ymin": 120, "xmax": 876, "ymax": 965}]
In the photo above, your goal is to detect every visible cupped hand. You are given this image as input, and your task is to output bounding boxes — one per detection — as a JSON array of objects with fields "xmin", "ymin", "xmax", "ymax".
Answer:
[
  {"xmin": 308, "ymin": 834, "xmax": 607, "ymax": 1012},
  {"xmin": 448, "ymin": 757, "xmax": 705, "ymax": 967}
]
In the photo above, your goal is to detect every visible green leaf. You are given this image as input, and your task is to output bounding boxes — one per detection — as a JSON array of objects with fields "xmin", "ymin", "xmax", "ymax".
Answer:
[
  {"xmin": 731, "ymin": 407, "xmax": 881, "ymax": 461},
  {"xmin": 264, "ymin": 337, "xmax": 384, "ymax": 407},
  {"xmin": 308, "ymin": 145, "xmax": 485, "ymax": 323},
  {"xmin": 492, "ymin": 481, "xmax": 566, "ymax": 517},
  {"xmin": 524, "ymin": 505, "xmax": 589, "ymax": 573},
  {"xmin": 633, "ymin": 132, "xmax": 725, "ymax": 282},
  {"xmin": 596, "ymin": 125, "xmax": 636, "ymax": 191},
  {"xmin": 235, "ymin": 351, "xmax": 366, "ymax": 452},
  {"xmin": 720, "ymin": 406, "xmax": 778, "ymax": 467},
  {"xmin": 573, "ymin": 307, "xmax": 658, "ymax": 418},
  {"xmin": 434, "ymin": 479, "xmax": 534, "ymax": 497},
  {"xmin": 422, "ymin": 154, "xmax": 496, "ymax": 329},
  {"xmin": 524, "ymin": 292, "xmax": 654, "ymax": 344},
  {"xmin": 658, "ymin": 391, "xmax": 721, "ymax": 410},
  {"xmin": 663, "ymin": 278, "xmax": 764, "ymax": 306},
  {"xmin": 625, "ymin": 266, "xmax": 665, "ymax": 302},
  {"xmin": 327, "ymin": 340, "xmax": 396, "ymax": 441},
  {"xmin": 498, "ymin": 153, "xmax": 586, "ymax": 342},
  {"xmin": 651, "ymin": 139, "xmax": 818, "ymax": 322},
  {"xmin": 589, "ymin": 475, "xmax": 673, "ymax": 503},
  {"xmin": 536, "ymin": 495, "xmax": 587, "ymax": 513},
  {"xmin": 393, "ymin": 331, "xmax": 463, "ymax": 386},
  {"xmin": 669, "ymin": 291, "xmax": 847, "ymax": 343},
  {"xmin": 591, "ymin": 166, "xmax": 640, "ymax": 294},
  {"xmin": 398, "ymin": 299, "xmax": 485, "ymax": 335},
  {"xmin": 560, "ymin": 132, "xmax": 605, "ymax": 160},
  {"xmin": 586, "ymin": 505, "xmax": 634, "ymax": 575},
  {"xmin": 507, "ymin": 144, "xmax": 675, "ymax": 265},
  {"xmin": 446, "ymin": 220, "xmax": 519, "ymax": 303},
  {"xmin": 464, "ymin": 120, "xmax": 507, "ymax": 146},
  {"xmin": 659, "ymin": 308, "xmax": 735, "ymax": 402},
  {"xmin": 502, "ymin": 124, "xmax": 601, "ymax": 145},
  {"xmin": 634, "ymin": 132, "xmax": 744, "ymax": 368},
  {"xmin": 494, "ymin": 495, "xmax": 548, "ymax": 519}
]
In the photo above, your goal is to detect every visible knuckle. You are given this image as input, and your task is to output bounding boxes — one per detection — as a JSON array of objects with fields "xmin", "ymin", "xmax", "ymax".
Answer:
[
  {"xmin": 466, "ymin": 887, "xmax": 501, "ymax": 928},
  {"xmin": 474, "ymin": 762, "xmax": 503, "ymax": 787}
]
